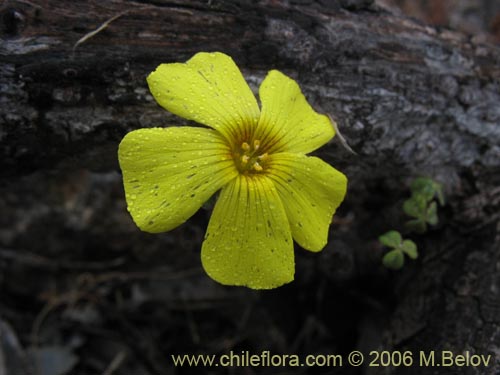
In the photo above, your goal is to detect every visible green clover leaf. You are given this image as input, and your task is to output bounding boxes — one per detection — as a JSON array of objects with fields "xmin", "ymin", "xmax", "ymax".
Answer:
[
  {"xmin": 403, "ymin": 194, "xmax": 427, "ymax": 218},
  {"xmin": 379, "ymin": 230, "xmax": 402, "ymax": 248},
  {"xmin": 434, "ymin": 183, "xmax": 445, "ymax": 206},
  {"xmin": 382, "ymin": 249, "xmax": 405, "ymax": 270},
  {"xmin": 410, "ymin": 177, "xmax": 445, "ymax": 206},
  {"xmin": 404, "ymin": 177, "xmax": 444, "ymax": 233},
  {"xmin": 401, "ymin": 240, "xmax": 418, "ymax": 259},
  {"xmin": 379, "ymin": 230, "xmax": 419, "ymax": 269},
  {"xmin": 411, "ymin": 177, "xmax": 436, "ymax": 202},
  {"xmin": 426, "ymin": 201, "xmax": 438, "ymax": 225},
  {"xmin": 380, "ymin": 177, "xmax": 443, "ymax": 269}
]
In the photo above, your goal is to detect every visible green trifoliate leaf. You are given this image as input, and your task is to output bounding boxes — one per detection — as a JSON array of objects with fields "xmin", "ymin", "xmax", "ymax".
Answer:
[
  {"xmin": 382, "ymin": 249, "xmax": 404, "ymax": 270},
  {"xmin": 410, "ymin": 177, "xmax": 445, "ymax": 206},
  {"xmin": 426, "ymin": 201, "xmax": 438, "ymax": 225},
  {"xmin": 411, "ymin": 177, "xmax": 436, "ymax": 202},
  {"xmin": 379, "ymin": 230, "xmax": 402, "ymax": 248},
  {"xmin": 403, "ymin": 194, "xmax": 427, "ymax": 218},
  {"xmin": 401, "ymin": 240, "xmax": 418, "ymax": 259},
  {"xmin": 403, "ymin": 199, "xmax": 419, "ymax": 218},
  {"xmin": 435, "ymin": 183, "xmax": 445, "ymax": 206}
]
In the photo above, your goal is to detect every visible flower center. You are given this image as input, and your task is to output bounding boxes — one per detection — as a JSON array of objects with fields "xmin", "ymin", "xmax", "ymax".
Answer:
[{"xmin": 233, "ymin": 139, "xmax": 269, "ymax": 174}]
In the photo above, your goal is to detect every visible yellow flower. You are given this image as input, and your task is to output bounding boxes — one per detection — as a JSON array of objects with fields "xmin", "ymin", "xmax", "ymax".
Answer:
[{"xmin": 118, "ymin": 52, "xmax": 347, "ymax": 289}]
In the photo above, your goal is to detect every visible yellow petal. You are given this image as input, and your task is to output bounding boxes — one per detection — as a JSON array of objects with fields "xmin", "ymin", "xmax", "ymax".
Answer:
[
  {"xmin": 254, "ymin": 70, "xmax": 334, "ymax": 154},
  {"xmin": 201, "ymin": 175, "xmax": 294, "ymax": 289},
  {"xmin": 118, "ymin": 127, "xmax": 237, "ymax": 233},
  {"xmin": 267, "ymin": 153, "xmax": 347, "ymax": 251},
  {"xmin": 147, "ymin": 52, "xmax": 260, "ymax": 143}
]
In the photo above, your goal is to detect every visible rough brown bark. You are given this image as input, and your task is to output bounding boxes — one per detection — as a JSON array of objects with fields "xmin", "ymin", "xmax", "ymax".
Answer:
[{"xmin": 1, "ymin": 1, "xmax": 499, "ymax": 374}]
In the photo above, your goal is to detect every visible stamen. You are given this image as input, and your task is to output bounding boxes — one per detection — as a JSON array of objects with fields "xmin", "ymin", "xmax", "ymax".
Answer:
[
  {"xmin": 258, "ymin": 153, "xmax": 269, "ymax": 161},
  {"xmin": 235, "ymin": 139, "xmax": 267, "ymax": 173},
  {"xmin": 252, "ymin": 162, "xmax": 263, "ymax": 172}
]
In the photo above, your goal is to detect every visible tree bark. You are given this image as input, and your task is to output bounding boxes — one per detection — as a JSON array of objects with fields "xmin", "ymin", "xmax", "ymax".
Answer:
[{"xmin": 1, "ymin": 1, "xmax": 499, "ymax": 374}]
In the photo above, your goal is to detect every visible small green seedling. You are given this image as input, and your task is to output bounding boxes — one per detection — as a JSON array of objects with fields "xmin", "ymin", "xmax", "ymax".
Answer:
[
  {"xmin": 403, "ymin": 177, "xmax": 444, "ymax": 233},
  {"xmin": 410, "ymin": 177, "xmax": 445, "ymax": 205},
  {"xmin": 379, "ymin": 230, "xmax": 418, "ymax": 270},
  {"xmin": 379, "ymin": 177, "xmax": 444, "ymax": 270}
]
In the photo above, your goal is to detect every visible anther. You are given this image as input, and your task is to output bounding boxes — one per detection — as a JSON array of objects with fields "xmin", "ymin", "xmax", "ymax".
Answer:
[
  {"xmin": 241, "ymin": 155, "xmax": 249, "ymax": 164},
  {"xmin": 258, "ymin": 153, "xmax": 269, "ymax": 161},
  {"xmin": 241, "ymin": 142, "xmax": 250, "ymax": 151},
  {"xmin": 253, "ymin": 140, "xmax": 260, "ymax": 150},
  {"xmin": 252, "ymin": 162, "xmax": 263, "ymax": 172}
]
